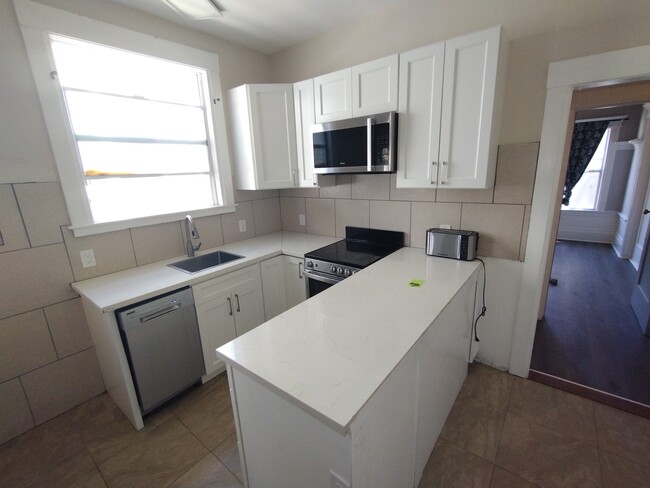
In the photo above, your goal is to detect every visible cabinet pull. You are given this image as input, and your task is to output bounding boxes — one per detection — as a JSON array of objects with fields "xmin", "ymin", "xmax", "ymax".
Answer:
[
  {"xmin": 227, "ymin": 297, "xmax": 233, "ymax": 316},
  {"xmin": 441, "ymin": 161, "xmax": 448, "ymax": 185},
  {"xmin": 431, "ymin": 161, "xmax": 438, "ymax": 184},
  {"xmin": 298, "ymin": 261, "xmax": 304, "ymax": 279},
  {"xmin": 235, "ymin": 294, "xmax": 241, "ymax": 312}
]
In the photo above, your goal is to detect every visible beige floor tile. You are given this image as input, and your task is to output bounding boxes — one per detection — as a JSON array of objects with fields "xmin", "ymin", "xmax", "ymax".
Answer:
[
  {"xmin": 66, "ymin": 467, "xmax": 108, "ymax": 488},
  {"xmin": 98, "ymin": 417, "xmax": 207, "ymax": 488},
  {"xmin": 72, "ymin": 393, "xmax": 154, "ymax": 464},
  {"xmin": 167, "ymin": 374, "xmax": 227, "ymax": 417},
  {"xmin": 489, "ymin": 466, "xmax": 537, "ymax": 487},
  {"xmin": 508, "ymin": 378, "xmax": 597, "ymax": 443},
  {"xmin": 599, "ymin": 450, "xmax": 650, "ymax": 488},
  {"xmin": 175, "ymin": 380, "xmax": 236, "ymax": 450},
  {"xmin": 0, "ymin": 410, "xmax": 96, "ymax": 488},
  {"xmin": 496, "ymin": 413, "xmax": 601, "ymax": 488},
  {"xmin": 213, "ymin": 433, "xmax": 243, "ymax": 482},
  {"xmin": 459, "ymin": 362, "xmax": 513, "ymax": 409},
  {"xmin": 418, "ymin": 438, "xmax": 493, "ymax": 488},
  {"xmin": 169, "ymin": 453, "xmax": 243, "ymax": 488},
  {"xmin": 440, "ymin": 394, "xmax": 506, "ymax": 462},
  {"xmin": 594, "ymin": 402, "xmax": 650, "ymax": 465}
]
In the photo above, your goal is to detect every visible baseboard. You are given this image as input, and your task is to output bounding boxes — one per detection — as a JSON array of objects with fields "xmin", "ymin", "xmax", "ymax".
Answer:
[{"xmin": 528, "ymin": 369, "xmax": 650, "ymax": 419}]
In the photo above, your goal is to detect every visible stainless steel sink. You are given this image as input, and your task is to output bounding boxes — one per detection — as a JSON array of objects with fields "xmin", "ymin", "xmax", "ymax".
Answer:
[{"xmin": 167, "ymin": 250, "xmax": 244, "ymax": 274}]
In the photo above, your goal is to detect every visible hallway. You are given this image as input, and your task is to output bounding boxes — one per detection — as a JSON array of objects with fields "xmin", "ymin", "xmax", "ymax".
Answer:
[{"xmin": 530, "ymin": 240, "xmax": 650, "ymax": 406}]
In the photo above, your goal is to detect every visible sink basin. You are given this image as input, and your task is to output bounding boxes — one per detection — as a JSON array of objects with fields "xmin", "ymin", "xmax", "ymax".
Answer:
[{"xmin": 168, "ymin": 250, "xmax": 244, "ymax": 274}]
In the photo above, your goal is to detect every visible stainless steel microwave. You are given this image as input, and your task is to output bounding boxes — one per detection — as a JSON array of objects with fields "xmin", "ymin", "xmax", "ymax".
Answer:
[{"xmin": 312, "ymin": 111, "xmax": 397, "ymax": 174}]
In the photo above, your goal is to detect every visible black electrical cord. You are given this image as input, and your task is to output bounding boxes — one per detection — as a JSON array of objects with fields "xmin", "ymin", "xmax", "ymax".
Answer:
[{"xmin": 473, "ymin": 258, "xmax": 487, "ymax": 342}]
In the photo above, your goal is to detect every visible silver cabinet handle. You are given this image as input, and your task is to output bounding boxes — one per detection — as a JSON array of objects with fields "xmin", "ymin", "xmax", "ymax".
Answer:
[
  {"xmin": 298, "ymin": 261, "xmax": 303, "ymax": 279},
  {"xmin": 440, "ymin": 161, "xmax": 448, "ymax": 185},
  {"xmin": 234, "ymin": 294, "xmax": 241, "ymax": 312},
  {"xmin": 227, "ymin": 297, "xmax": 233, "ymax": 316},
  {"xmin": 431, "ymin": 161, "xmax": 438, "ymax": 184}
]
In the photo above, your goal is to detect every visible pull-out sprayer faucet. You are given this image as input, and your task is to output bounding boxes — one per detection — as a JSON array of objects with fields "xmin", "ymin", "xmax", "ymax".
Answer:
[{"xmin": 184, "ymin": 215, "xmax": 201, "ymax": 257}]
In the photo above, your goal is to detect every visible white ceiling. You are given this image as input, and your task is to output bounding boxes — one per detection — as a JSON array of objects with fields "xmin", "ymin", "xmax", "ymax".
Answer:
[{"xmin": 103, "ymin": 0, "xmax": 409, "ymax": 54}]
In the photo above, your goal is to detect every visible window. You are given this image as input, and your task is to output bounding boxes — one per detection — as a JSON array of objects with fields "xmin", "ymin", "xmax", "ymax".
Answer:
[{"xmin": 15, "ymin": 0, "xmax": 235, "ymax": 236}]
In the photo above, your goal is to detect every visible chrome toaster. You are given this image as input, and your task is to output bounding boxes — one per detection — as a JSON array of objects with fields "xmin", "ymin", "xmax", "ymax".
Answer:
[{"xmin": 425, "ymin": 228, "xmax": 479, "ymax": 261}]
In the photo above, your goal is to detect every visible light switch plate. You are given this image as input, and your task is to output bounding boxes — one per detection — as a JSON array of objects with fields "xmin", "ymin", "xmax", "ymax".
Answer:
[
  {"xmin": 299, "ymin": 214, "xmax": 306, "ymax": 226},
  {"xmin": 80, "ymin": 249, "xmax": 96, "ymax": 268},
  {"xmin": 238, "ymin": 219, "xmax": 247, "ymax": 233}
]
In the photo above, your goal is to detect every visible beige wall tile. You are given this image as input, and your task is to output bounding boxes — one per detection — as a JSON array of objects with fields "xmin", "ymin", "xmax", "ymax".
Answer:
[
  {"xmin": 262, "ymin": 190, "xmax": 279, "ymax": 198},
  {"xmin": 0, "ymin": 379, "xmax": 35, "ymax": 444},
  {"xmin": 369, "ymin": 200, "xmax": 411, "ymax": 244},
  {"xmin": 410, "ymin": 202, "xmax": 462, "ymax": 248},
  {"xmin": 62, "ymin": 228, "xmax": 136, "ymax": 281},
  {"xmin": 292, "ymin": 187, "xmax": 320, "ymax": 198},
  {"xmin": 461, "ymin": 204, "xmax": 525, "ymax": 260},
  {"xmin": 351, "ymin": 174, "xmax": 390, "ymax": 200},
  {"xmin": 306, "ymin": 198, "xmax": 335, "ymax": 237},
  {"xmin": 131, "ymin": 222, "xmax": 184, "ymax": 266},
  {"xmin": 233, "ymin": 188, "xmax": 264, "ymax": 202},
  {"xmin": 0, "ymin": 310, "xmax": 56, "ymax": 383},
  {"xmin": 437, "ymin": 187, "xmax": 494, "ymax": 203},
  {"xmin": 0, "ymin": 184, "xmax": 30, "ymax": 253},
  {"xmin": 493, "ymin": 143, "xmax": 540, "ymax": 205},
  {"xmin": 0, "ymin": 244, "xmax": 77, "ymax": 320},
  {"xmin": 194, "ymin": 214, "xmax": 224, "ymax": 250},
  {"xmin": 319, "ymin": 175, "xmax": 352, "ymax": 199},
  {"xmin": 280, "ymin": 197, "xmax": 306, "ymax": 233},
  {"xmin": 222, "ymin": 201, "xmax": 255, "ymax": 244},
  {"xmin": 21, "ymin": 348, "xmax": 105, "ymax": 425},
  {"xmin": 389, "ymin": 174, "xmax": 436, "ymax": 202},
  {"xmin": 253, "ymin": 197, "xmax": 282, "ymax": 236},
  {"xmin": 14, "ymin": 182, "xmax": 69, "ymax": 247},
  {"xmin": 44, "ymin": 298, "xmax": 93, "ymax": 360},
  {"xmin": 335, "ymin": 199, "xmax": 369, "ymax": 237},
  {"xmin": 278, "ymin": 189, "xmax": 292, "ymax": 197},
  {"xmin": 519, "ymin": 205, "xmax": 532, "ymax": 262}
]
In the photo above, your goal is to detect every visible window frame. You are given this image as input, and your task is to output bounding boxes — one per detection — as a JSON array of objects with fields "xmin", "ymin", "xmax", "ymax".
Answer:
[{"xmin": 14, "ymin": 0, "xmax": 236, "ymax": 237}]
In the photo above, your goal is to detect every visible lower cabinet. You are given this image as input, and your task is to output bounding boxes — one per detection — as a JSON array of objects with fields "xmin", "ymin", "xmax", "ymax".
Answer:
[
  {"xmin": 261, "ymin": 255, "xmax": 307, "ymax": 320},
  {"xmin": 283, "ymin": 255, "xmax": 307, "ymax": 309},
  {"xmin": 193, "ymin": 264, "xmax": 265, "ymax": 378}
]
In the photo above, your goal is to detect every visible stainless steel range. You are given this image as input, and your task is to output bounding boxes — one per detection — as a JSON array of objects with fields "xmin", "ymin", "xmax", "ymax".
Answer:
[{"xmin": 303, "ymin": 227, "xmax": 404, "ymax": 297}]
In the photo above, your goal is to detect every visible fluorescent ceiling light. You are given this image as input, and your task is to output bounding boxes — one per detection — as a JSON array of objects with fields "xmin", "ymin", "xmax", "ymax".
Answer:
[{"xmin": 162, "ymin": 0, "xmax": 223, "ymax": 19}]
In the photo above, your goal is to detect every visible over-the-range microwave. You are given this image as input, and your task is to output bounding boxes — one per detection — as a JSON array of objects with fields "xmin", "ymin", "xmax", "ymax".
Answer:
[{"xmin": 312, "ymin": 111, "xmax": 397, "ymax": 175}]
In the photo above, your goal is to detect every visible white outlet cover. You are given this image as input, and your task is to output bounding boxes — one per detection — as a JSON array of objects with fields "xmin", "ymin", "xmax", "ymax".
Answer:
[
  {"xmin": 238, "ymin": 219, "xmax": 247, "ymax": 232},
  {"xmin": 439, "ymin": 224, "xmax": 452, "ymax": 229},
  {"xmin": 80, "ymin": 249, "xmax": 96, "ymax": 268},
  {"xmin": 299, "ymin": 214, "xmax": 306, "ymax": 226}
]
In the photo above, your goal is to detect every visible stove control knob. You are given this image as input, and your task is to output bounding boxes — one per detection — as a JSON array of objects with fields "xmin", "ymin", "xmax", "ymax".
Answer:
[
  {"xmin": 344, "ymin": 269, "xmax": 351, "ymax": 277},
  {"xmin": 352, "ymin": 270, "xmax": 357, "ymax": 275},
  {"xmin": 331, "ymin": 265, "xmax": 337, "ymax": 273},
  {"xmin": 337, "ymin": 267, "xmax": 343, "ymax": 275},
  {"xmin": 306, "ymin": 261, "xmax": 314, "ymax": 268}
]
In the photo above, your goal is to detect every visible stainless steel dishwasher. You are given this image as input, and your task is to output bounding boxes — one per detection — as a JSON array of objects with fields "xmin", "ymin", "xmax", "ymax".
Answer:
[{"xmin": 116, "ymin": 287, "xmax": 205, "ymax": 414}]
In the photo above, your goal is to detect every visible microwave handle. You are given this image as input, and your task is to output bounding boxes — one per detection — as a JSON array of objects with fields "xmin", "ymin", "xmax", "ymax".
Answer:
[{"xmin": 367, "ymin": 117, "xmax": 373, "ymax": 172}]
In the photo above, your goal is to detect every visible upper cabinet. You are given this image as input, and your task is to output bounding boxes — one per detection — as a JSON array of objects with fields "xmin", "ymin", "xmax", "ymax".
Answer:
[
  {"xmin": 293, "ymin": 79, "xmax": 318, "ymax": 187},
  {"xmin": 397, "ymin": 26, "xmax": 506, "ymax": 189},
  {"xmin": 228, "ymin": 84, "xmax": 299, "ymax": 190},
  {"xmin": 314, "ymin": 54, "xmax": 399, "ymax": 123}
]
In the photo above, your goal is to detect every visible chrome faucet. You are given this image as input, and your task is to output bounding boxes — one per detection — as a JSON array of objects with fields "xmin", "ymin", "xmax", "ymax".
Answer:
[{"xmin": 184, "ymin": 215, "xmax": 201, "ymax": 257}]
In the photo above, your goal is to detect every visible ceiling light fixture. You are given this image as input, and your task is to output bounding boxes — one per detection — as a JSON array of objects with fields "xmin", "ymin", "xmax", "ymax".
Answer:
[{"xmin": 162, "ymin": 0, "xmax": 224, "ymax": 19}]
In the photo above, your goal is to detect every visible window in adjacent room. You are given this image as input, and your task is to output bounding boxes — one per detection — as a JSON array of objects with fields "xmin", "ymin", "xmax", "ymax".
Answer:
[{"xmin": 14, "ymin": 0, "xmax": 235, "ymax": 236}]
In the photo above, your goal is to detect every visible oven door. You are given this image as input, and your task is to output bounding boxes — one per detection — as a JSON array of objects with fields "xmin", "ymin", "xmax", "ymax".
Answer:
[{"xmin": 304, "ymin": 269, "xmax": 344, "ymax": 298}]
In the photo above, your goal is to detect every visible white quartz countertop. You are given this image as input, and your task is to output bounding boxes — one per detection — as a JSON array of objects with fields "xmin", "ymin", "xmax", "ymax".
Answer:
[
  {"xmin": 217, "ymin": 247, "xmax": 480, "ymax": 433},
  {"xmin": 72, "ymin": 231, "xmax": 337, "ymax": 312}
]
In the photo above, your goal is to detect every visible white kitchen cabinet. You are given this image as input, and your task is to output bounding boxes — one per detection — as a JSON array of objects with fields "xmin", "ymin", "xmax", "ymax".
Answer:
[
  {"xmin": 314, "ymin": 54, "xmax": 399, "ymax": 123},
  {"xmin": 397, "ymin": 26, "xmax": 505, "ymax": 189},
  {"xmin": 260, "ymin": 256, "xmax": 288, "ymax": 320},
  {"xmin": 293, "ymin": 79, "xmax": 318, "ymax": 187},
  {"xmin": 284, "ymin": 255, "xmax": 307, "ymax": 308},
  {"xmin": 228, "ymin": 84, "xmax": 299, "ymax": 190},
  {"xmin": 193, "ymin": 264, "xmax": 265, "ymax": 379}
]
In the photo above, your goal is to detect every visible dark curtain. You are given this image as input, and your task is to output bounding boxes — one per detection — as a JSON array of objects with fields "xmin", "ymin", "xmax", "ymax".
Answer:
[{"xmin": 562, "ymin": 120, "xmax": 609, "ymax": 205}]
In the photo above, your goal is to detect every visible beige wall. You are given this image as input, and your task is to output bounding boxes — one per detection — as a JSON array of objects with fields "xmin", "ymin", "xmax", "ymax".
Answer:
[{"xmin": 0, "ymin": 0, "xmax": 278, "ymax": 445}]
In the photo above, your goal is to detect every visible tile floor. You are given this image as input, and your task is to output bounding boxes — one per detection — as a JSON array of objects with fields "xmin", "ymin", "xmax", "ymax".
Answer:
[{"xmin": 1, "ymin": 363, "xmax": 649, "ymax": 487}]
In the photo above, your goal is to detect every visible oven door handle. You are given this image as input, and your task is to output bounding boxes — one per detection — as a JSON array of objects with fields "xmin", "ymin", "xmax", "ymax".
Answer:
[{"xmin": 303, "ymin": 269, "xmax": 344, "ymax": 285}]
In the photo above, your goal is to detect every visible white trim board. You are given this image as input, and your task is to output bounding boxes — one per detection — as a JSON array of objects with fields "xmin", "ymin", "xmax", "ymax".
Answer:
[{"xmin": 509, "ymin": 43, "xmax": 650, "ymax": 378}]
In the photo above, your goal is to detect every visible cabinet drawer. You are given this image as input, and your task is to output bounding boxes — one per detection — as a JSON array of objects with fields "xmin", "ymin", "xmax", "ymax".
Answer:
[{"xmin": 193, "ymin": 264, "xmax": 261, "ymax": 306}]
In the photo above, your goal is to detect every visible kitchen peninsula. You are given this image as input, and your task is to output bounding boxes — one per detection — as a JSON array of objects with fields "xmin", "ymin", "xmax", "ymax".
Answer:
[{"xmin": 217, "ymin": 248, "xmax": 481, "ymax": 488}]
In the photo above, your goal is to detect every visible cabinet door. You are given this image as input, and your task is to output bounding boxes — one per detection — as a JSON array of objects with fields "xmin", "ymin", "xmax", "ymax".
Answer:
[
  {"xmin": 352, "ymin": 54, "xmax": 399, "ymax": 117},
  {"xmin": 293, "ymin": 79, "xmax": 318, "ymax": 187},
  {"xmin": 196, "ymin": 293, "xmax": 237, "ymax": 377},
  {"xmin": 396, "ymin": 43, "xmax": 445, "ymax": 188},
  {"xmin": 260, "ymin": 256, "xmax": 288, "ymax": 320},
  {"xmin": 314, "ymin": 68, "xmax": 352, "ymax": 123},
  {"xmin": 439, "ymin": 26, "xmax": 501, "ymax": 188},
  {"xmin": 232, "ymin": 279, "xmax": 266, "ymax": 337},
  {"xmin": 284, "ymin": 255, "xmax": 307, "ymax": 309}
]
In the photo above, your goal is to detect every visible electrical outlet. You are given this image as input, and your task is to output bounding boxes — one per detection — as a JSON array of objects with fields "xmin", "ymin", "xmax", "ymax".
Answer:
[
  {"xmin": 80, "ymin": 249, "xmax": 96, "ymax": 268},
  {"xmin": 329, "ymin": 470, "xmax": 350, "ymax": 488},
  {"xmin": 299, "ymin": 214, "xmax": 306, "ymax": 226},
  {"xmin": 439, "ymin": 224, "xmax": 452, "ymax": 229},
  {"xmin": 238, "ymin": 219, "xmax": 247, "ymax": 233}
]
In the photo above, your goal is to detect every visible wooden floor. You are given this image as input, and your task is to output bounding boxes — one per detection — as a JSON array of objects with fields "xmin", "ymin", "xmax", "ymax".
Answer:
[{"xmin": 530, "ymin": 240, "xmax": 650, "ymax": 407}]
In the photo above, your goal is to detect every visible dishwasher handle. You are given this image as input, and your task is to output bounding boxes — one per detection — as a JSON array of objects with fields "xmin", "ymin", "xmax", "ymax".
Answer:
[{"xmin": 139, "ymin": 304, "xmax": 181, "ymax": 323}]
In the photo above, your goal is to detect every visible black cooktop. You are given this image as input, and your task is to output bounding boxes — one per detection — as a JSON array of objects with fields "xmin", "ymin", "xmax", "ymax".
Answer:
[{"xmin": 305, "ymin": 227, "xmax": 404, "ymax": 269}]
